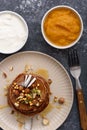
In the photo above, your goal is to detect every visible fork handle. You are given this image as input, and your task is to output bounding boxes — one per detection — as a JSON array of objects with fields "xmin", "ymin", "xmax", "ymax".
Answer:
[{"xmin": 77, "ymin": 89, "xmax": 87, "ymax": 130}]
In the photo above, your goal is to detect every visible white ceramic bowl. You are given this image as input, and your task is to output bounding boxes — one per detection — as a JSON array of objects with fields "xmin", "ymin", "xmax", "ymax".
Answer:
[
  {"xmin": 41, "ymin": 5, "xmax": 83, "ymax": 49},
  {"xmin": 0, "ymin": 11, "xmax": 29, "ymax": 54}
]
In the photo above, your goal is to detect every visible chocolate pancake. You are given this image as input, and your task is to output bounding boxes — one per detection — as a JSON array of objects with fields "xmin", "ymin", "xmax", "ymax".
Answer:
[{"xmin": 8, "ymin": 73, "xmax": 50, "ymax": 116}]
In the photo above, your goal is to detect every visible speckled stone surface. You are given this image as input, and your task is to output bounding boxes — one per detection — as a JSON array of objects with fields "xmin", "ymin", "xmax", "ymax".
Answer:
[{"xmin": 0, "ymin": 0, "xmax": 87, "ymax": 130}]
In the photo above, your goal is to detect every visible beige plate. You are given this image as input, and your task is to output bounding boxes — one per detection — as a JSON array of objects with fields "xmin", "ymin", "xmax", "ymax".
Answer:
[{"xmin": 0, "ymin": 51, "xmax": 73, "ymax": 130}]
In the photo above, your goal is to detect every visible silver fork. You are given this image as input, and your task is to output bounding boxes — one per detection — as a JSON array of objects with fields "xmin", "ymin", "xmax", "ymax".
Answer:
[{"xmin": 68, "ymin": 49, "xmax": 87, "ymax": 130}]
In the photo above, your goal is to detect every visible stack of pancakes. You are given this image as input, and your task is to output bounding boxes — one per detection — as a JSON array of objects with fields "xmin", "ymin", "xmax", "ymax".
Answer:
[{"xmin": 8, "ymin": 73, "xmax": 50, "ymax": 116}]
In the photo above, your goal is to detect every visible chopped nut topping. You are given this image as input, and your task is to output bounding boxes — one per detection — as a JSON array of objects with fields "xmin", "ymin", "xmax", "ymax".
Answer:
[
  {"xmin": 15, "ymin": 85, "xmax": 18, "ymax": 87},
  {"xmin": 22, "ymin": 90, "xmax": 25, "ymax": 93},
  {"xmin": 36, "ymin": 102, "xmax": 40, "ymax": 107},
  {"xmin": 17, "ymin": 95, "xmax": 24, "ymax": 100},
  {"xmin": 25, "ymin": 101, "xmax": 29, "ymax": 104},
  {"xmin": 39, "ymin": 99, "xmax": 42, "ymax": 102},
  {"xmin": 13, "ymin": 90, "xmax": 19, "ymax": 96},
  {"xmin": 19, "ymin": 86, "xmax": 23, "ymax": 91},
  {"xmin": 58, "ymin": 97, "xmax": 65, "ymax": 104},
  {"xmin": 14, "ymin": 102, "xmax": 19, "ymax": 107},
  {"xmin": 20, "ymin": 93, "xmax": 24, "ymax": 97},
  {"xmin": 25, "ymin": 88, "xmax": 30, "ymax": 94},
  {"xmin": 22, "ymin": 98, "xmax": 26, "ymax": 101},
  {"xmin": 42, "ymin": 118, "xmax": 49, "ymax": 126},
  {"xmin": 13, "ymin": 82, "xmax": 17, "ymax": 85},
  {"xmin": 32, "ymin": 93, "xmax": 37, "ymax": 98},
  {"xmin": 2, "ymin": 72, "xmax": 7, "ymax": 78},
  {"xmin": 29, "ymin": 101, "xmax": 33, "ymax": 106},
  {"xmin": 14, "ymin": 86, "xmax": 19, "ymax": 89},
  {"xmin": 37, "ymin": 83, "xmax": 40, "ymax": 87}
]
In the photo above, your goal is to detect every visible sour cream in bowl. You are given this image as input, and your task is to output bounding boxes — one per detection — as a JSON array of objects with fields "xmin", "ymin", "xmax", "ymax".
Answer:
[{"xmin": 0, "ymin": 11, "xmax": 28, "ymax": 54}]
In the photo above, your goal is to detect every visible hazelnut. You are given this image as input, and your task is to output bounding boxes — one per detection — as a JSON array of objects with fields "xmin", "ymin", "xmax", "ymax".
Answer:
[
  {"xmin": 13, "ymin": 90, "xmax": 19, "ymax": 96},
  {"xmin": 48, "ymin": 79, "xmax": 52, "ymax": 84},
  {"xmin": 25, "ymin": 88, "xmax": 30, "ymax": 94},
  {"xmin": 19, "ymin": 86, "xmax": 23, "ymax": 91},
  {"xmin": 58, "ymin": 97, "xmax": 65, "ymax": 104}
]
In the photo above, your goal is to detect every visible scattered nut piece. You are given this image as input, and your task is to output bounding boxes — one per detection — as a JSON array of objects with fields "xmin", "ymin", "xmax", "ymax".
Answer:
[
  {"xmin": 58, "ymin": 97, "xmax": 65, "ymax": 104},
  {"xmin": 9, "ymin": 66, "xmax": 13, "ymax": 71},
  {"xmin": 11, "ymin": 110, "xmax": 15, "ymax": 114},
  {"xmin": 24, "ymin": 65, "xmax": 30, "ymax": 73},
  {"xmin": 36, "ymin": 115, "xmax": 40, "ymax": 120},
  {"xmin": 4, "ymin": 92, "xmax": 8, "ymax": 96},
  {"xmin": 2, "ymin": 72, "xmax": 7, "ymax": 78},
  {"xmin": 42, "ymin": 118, "xmax": 49, "ymax": 126},
  {"xmin": 4, "ymin": 85, "xmax": 9, "ymax": 90},
  {"xmin": 48, "ymin": 79, "xmax": 52, "ymax": 84},
  {"xmin": 54, "ymin": 96, "xmax": 58, "ymax": 102}
]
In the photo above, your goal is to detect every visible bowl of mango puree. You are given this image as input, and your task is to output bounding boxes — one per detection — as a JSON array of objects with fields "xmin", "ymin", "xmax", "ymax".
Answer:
[{"xmin": 41, "ymin": 5, "xmax": 83, "ymax": 49}]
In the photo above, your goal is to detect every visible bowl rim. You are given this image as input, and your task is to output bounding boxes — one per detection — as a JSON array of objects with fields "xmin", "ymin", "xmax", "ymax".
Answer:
[
  {"xmin": 0, "ymin": 10, "xmax": 29, "ymax": 54},
  {"xmin": 41, "ymin": 5, "xmax": 83, "ymax": 49}
]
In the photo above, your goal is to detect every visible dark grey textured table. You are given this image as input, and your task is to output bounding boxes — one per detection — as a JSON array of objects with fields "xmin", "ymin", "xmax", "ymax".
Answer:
[{"xmin": 0, "ymin": 0, "xmax": 87, "ymax": 130}]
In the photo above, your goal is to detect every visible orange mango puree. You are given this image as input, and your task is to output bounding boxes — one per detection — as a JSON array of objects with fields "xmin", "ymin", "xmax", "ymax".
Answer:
[{"xmin": 44, "ymin": 8, "xmax": 81, "ymax": 46}]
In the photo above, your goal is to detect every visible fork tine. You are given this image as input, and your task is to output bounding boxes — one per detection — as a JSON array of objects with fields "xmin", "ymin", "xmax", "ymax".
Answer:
[
  {"xmin": 68, "ymin": 50, "xmax": 73, "ymax": 67},
  {"xmin": 74, "ymin": 49, "xmax": 79, "ymax": 66},
  {"xmin": 68, "ymin": 49, "xmax": 79, "ymax": 67}
]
